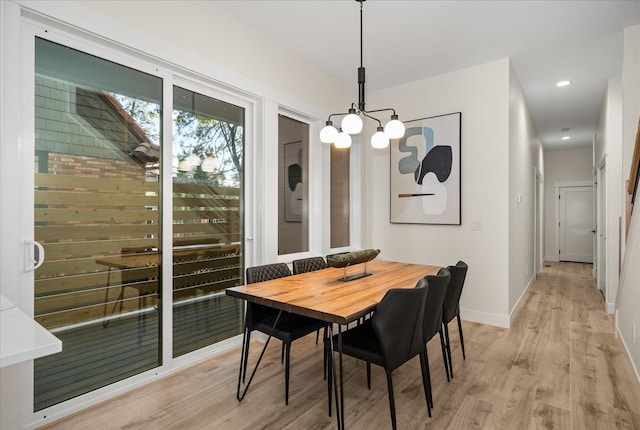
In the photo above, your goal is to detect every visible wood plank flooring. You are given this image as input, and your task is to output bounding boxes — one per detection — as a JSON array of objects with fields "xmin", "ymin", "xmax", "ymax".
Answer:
[{"xmin": 42, "ymin": 262, "xmax": 640, "ymax": 430}]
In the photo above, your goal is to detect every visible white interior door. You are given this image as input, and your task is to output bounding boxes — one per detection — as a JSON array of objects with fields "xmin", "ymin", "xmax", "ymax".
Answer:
[{"xmin": 559, "ymin": 186, "xmax": 594, "ymax": 263}]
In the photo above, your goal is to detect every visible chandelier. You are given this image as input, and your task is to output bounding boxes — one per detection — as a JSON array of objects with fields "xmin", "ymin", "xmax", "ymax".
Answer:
[{"xmin": 320, "ymin": 0, "xmax": 405, "ymax": 149}]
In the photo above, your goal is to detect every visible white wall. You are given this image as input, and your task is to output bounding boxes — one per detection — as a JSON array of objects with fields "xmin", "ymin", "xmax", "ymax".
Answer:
[
  {"xmin": 595, "ymin": 79, "xmax": 623, "ymax": 312},
  {"xmin": 366, "ymin": 59, "xmax": 512, "ymax": 327},
  {"xmin": 508, "ymin": 62, "xmax": 544, "ymax": 313},
  {"xmin": 622, "ymin": 25, "xmax": 640, "ymax": 184},
  {"xmin": 72, "ymin": 0, "xmax": 352, "ymax": 116},
  {"xmin": 543, "ymin": 147, "xmax": 594, "ymax": 261},
  {"xmin": 617, "ymin": 24, "xmax": 640, "ymax": 383}
]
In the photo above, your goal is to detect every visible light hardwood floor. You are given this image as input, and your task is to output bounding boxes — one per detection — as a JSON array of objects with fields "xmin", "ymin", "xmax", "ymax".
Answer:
[{"xmin": 43, "ymin": 262, "xmax": 640, "ymax": 429}]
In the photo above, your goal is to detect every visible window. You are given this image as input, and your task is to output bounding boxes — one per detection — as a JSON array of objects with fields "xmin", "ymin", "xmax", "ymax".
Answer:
[
  {"xmin": 277, "ymin": 115, "xmax": 309, "ymax": 255},
  {"xmin": 331, "ymin": 145, "xmax": 350, "ymax": 248}
]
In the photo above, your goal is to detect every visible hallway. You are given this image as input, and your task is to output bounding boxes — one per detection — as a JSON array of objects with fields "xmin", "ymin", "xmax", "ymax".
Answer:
[{"xmin": 44, "ymin": 262, "xmax": 640, "ymax": 429}]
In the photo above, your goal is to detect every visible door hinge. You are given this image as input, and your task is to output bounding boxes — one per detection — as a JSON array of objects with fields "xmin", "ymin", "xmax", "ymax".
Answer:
[{"xmin": 559, "ymin": 249, "xmax": 561, "ymax": 254}]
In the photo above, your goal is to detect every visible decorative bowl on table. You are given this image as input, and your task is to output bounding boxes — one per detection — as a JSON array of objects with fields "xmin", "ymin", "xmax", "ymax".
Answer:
[{"xmin": 326, "ymin": 249, "xmax": 380, "ymax": 281}]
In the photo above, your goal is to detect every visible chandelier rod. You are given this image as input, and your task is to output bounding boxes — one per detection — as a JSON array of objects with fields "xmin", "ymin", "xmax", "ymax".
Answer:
[
  {"xmin": 319, "ymin": 0, "xmax": 405, "ymax": 148},
  {"xmin": 358, "ymin": 0, "xmax": 365, "ymax": 112}
]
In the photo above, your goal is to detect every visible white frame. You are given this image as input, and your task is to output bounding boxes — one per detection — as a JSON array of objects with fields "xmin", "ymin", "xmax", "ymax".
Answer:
[{"xmin": 553, "ymin": 180, "xmax": 594, "ymax": 262}]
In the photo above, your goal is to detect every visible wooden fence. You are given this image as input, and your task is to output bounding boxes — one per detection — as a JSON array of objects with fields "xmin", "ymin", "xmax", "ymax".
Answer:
[{"xmin": 34, "ymin": 169, "xmax": 243, "ymax": 329}]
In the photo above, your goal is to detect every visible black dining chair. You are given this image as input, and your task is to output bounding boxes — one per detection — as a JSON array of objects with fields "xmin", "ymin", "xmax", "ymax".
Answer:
[
  {"xmin": 419, "ymin": 268, "xmax": 451, "ymax": 409},
  {"xmin": 292, "ymin": 256, "xmax": 328, "ymax": 274},
  {"xmin": 292, "ymin": 256, "xmax": 329, "ymax": 343},
  {"xmin": 442, "ymin": 261, "xmax": 468, "ymax": 378},
  {"xmin": 242, "ymin": 263, "xmax": 326, "ymax": 405},
  {"xmin": 326, "ymin": 285, "xmax": 431, "ymax": 429}
]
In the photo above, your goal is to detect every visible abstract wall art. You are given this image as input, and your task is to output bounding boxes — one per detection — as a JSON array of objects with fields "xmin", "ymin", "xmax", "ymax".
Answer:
[{"xmin": 390, "ymin": 112, "xmax": 461, "ymax": 224}]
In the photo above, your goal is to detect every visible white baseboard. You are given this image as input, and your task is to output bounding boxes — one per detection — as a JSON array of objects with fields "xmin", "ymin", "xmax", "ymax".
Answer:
[
  {"xmin": 607, "ymin": 302, "xmax": 615, "ymax": 314},
  {"xmin": 617, "ymin": 327, "xmax": 640, "ymax": 385},
  {"xmin": 545, "ymin": 255, "xmax": 559, "ymax": 262},
  {"xmin": 509, "ymin": 273, "xmax": 536, "ymax": 326},
  {"xmin": 460, "ymin": 308, "xmax": 510, "ymax": 328}
]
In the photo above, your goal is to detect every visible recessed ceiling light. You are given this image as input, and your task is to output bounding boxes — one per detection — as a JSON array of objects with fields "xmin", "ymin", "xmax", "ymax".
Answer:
[
  {"xmin": 562, "ymin": 136, "xmax": 571, "ymax": 140},
  {"xmin": 556, "ymin": 80, "xmax": 572, "ymax": 87}
]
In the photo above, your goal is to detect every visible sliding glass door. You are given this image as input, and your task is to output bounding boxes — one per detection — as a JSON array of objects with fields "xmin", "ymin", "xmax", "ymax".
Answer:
[
  {"xmin": 31, "ymin": 36, "xmax": 246, "ymax": 412},
  {"xmin": 171, "ymin": 86, "xmax": 245, "ymax": 357},
  {"xmin": 33, "ymin": 37, "xmax": 164, "ymax": 410}
]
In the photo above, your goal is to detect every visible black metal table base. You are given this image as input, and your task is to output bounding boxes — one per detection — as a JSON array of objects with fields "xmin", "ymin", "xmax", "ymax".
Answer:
[
  {"xmin": 236, "ymin": 312, "xmax": 345, "ymax": 429},
  {"xmin": 236, "ymin": 310, "xmax": 283, "ymax": 402}
]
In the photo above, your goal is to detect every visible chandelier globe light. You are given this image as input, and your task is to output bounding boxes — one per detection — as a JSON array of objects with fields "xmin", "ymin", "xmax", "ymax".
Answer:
[
  {"xmin": 320, "ymin": 0, "xmax": 404, "ymax": 149},
  {"xmin": 334, "ymin": 130, "xmax": 352, "ymax": 149},
  {"xmin": 320, "ymin": 122, "xmax": 339, "ymax": 143},
  {"xmin": 341, "ymin": 109, "xmax": 363, "ymax": 134},
  {"xmin": 371, "ymin": 126, "xmax": 390, "ymax": 149},
  {"xmin": 384, "ymin": 115, "xmax": 405, "ymax": 139}
]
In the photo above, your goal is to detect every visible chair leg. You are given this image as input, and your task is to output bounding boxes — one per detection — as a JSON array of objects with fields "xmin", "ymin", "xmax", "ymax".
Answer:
[
  {"xmin": 419, "ymin": 352, "xmax": 432, "ymax": 417},
  {"xmin": 443, "ymin": 321, "xmax": 453, "ymax": 378},
  {"xmin": 285, "ymin": 342, "xmax": 291, "ymax": 405},
  {"xmin": 439, "ymin": 329, "xmax": 450, "ymax": 382},
  {"xmin": 323, "ymin": 344, "xmax": 327, "ymax": 381},
  {"xmin": 367, "ymin": 362, "xmax": 371, "ymax": 390},
  {"xmin": 384, "ymin": 369, "xmax": 397, "ymax": 430},
  {"xmin": 281, "ymin": 342, "xmax": 285, "ymax": 364},
  {"xmin": 457, "ymin": 313, "xmax": 466, "ymax": 360},
  {"xmin": 317, "ymin": 324, "xmax": 328, "ymax": 345},
  {"xmin": 327, "ymin": 351, "xmax": 332, "ymax": 416},
  {"xmin": 424, "ymin": 345, "xmax": 433, "ymax": 408}
]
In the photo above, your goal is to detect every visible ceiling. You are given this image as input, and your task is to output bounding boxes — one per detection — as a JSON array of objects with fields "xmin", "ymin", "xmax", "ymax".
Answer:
[{"xmin": 214, "ymin": 0, "xmax": 640, "ymax": 151}]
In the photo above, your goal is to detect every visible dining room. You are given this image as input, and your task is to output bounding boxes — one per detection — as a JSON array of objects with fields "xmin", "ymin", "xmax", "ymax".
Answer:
[{"xmin": 1, "ymin": 1, "xmax": 640, "ymax": 429}]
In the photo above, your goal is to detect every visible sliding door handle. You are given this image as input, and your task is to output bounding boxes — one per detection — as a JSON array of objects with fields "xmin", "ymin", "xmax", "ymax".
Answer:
[{"xmin": 25, "ymin": 240, "xmax": 45, "ymax": 272}]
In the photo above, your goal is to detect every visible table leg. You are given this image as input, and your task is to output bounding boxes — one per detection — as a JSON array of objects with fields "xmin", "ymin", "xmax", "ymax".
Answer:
[
  {"xmin": 236, "ymin": 308, "xmax": 283, "ymax": 402},
  {"xmin": 338, "ymin": 324, "xmax": 345, "ymax": 430},
  {"xmin": 328, "ymin": 324, "xmax": 342, "ymax": 430},
  {"xmin": 102, "ymin": 267, "xmax": 122, "ymax": 327}
]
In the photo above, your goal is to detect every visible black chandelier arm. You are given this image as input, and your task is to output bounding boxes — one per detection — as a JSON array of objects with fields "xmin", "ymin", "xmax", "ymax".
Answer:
[
  {"xmin": 360, "ymin": 111, "xmax": 383, "ymax": 127},
  {"xmin": 327, "ymin": 112, "xmax": 352, "ymax": 122},
  {"xmin": 362, "ymin": 107, "xmax": 398, "ymax": 116}
]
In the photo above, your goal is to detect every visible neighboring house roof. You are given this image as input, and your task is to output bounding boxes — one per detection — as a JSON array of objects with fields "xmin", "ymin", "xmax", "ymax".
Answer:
[{"xmin": 98, "ymin": 91, "xmax": 160, "ymax": 163}]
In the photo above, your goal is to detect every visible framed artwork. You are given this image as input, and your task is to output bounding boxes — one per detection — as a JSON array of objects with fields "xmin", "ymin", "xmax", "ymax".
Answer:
[
  {"xmin": 390, "ymin": 112, "xmax": 461, "ymax": 225},
  {"xmin": 283, "ymin": 140, "xmax": 304, "ymax": 222}
]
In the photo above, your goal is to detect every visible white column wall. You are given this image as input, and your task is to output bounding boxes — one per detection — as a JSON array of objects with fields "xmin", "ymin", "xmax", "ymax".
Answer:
[
  {"xmin": 595, "ymin": 78, "xmax": 623, "ymax": 312},
  {"xmin": 366, "ymin": 59, "xmax": 512, "ymax": 327},
  {"xmin": 508, "ymin": 62, "xmax": 545, "ymax": 314}
]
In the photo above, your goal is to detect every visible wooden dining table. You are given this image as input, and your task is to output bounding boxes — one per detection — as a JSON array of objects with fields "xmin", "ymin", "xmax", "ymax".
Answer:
[{"xmin": 226, "ymin": 259, "xmax": 440, "ymax": 430}]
